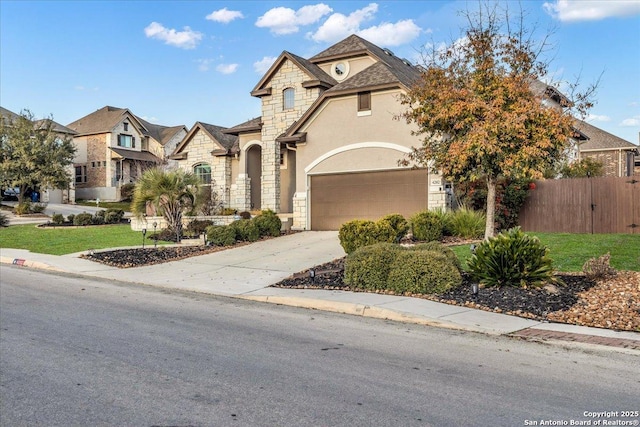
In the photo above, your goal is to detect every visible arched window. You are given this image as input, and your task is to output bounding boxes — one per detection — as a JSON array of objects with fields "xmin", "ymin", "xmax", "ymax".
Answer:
[
  {"xmin": 194, "ymin": 163, "xmax": 212, "ymax": 184},
  {"xmin": 283, "ymin": 87, "xmax": 295, "ymax": 110}
]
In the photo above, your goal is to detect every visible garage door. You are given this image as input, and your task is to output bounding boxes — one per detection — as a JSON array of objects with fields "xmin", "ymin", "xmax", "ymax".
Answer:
[{"xmin": 310, "ymin": 169, "xmax": 429, "ymax": 230}]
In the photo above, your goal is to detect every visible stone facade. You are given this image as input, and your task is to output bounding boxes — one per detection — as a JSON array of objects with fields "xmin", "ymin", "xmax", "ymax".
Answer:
[
  {"xmin": 258, "ymin": 58, "xmax": 322, "ymax": 211},
  {"xmin": 231, "ymin": 174, "xmax": 252, "ymax": 211}
]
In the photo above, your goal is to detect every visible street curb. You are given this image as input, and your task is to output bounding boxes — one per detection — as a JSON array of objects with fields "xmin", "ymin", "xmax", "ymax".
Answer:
[
  {"xmin": 0, "ymin": 256, "xmax": 63, "ymax": 272},
  {"xmin": 240, "ymin": 294, "xmax": 476, "ymax": 333}
]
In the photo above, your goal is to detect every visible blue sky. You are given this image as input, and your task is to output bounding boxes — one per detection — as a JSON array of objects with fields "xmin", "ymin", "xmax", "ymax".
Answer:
[{"xmin": 1, "ymin": 0, "xmax": 639, "ymax": 144}]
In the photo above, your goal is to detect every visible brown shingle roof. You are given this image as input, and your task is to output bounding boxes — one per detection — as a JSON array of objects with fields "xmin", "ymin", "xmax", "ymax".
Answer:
[
  {"xmin": 310, "ymin": 34, "xmax": 422, "ymax": 89},
  {"xmin": 171, "ymin": 121, "xmax": 239, "ymax": 158},
  {"xmin": 224, "ymin": 117, "xmax": 262, "ymax": 135},
  {"xmin": 66, "ymin": 106, "xmax": 136, "ymax": 135},
  {"xmin": 573, "ymin": 119, "xmax": 637, "ymax": 151},
  {"xmin": 33, "ymin": 119, "xmax": 77, "ymax": 135},
  {"xmin": 136, "ymin": 116, "xmax": 186, "ymax": 146}
]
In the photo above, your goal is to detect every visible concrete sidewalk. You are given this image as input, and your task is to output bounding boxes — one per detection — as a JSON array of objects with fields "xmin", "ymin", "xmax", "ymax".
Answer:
[{"xmin": 1, "ymin": 231, "xmax": 638, "ymax": 353}]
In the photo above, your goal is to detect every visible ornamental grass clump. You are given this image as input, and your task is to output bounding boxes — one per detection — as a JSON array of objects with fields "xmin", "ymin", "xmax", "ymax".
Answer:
[
  {"xmin": 448, "ymin": 206, "xmax": 485, "ymax": 239},
  {"xmin": 467, "ymin": 227, "xmax": 556, "ymax": 288}
]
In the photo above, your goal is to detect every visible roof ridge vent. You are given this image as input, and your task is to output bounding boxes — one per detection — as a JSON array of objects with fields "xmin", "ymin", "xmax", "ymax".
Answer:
[{"xmin": 382, "ymin": 48, "xmax": 394, "ymax": 56}]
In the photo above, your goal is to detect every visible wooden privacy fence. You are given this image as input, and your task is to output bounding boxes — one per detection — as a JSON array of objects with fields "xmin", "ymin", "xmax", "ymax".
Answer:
[{"xmin": 519, "ymin": 176, "xmax": 640, "ymax": 234}]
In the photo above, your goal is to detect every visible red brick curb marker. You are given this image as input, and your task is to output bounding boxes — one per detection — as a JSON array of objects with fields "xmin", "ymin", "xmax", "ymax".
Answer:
[{"xmin": 510, "ymin": 328, "xmax": 640, "ymax": 350}]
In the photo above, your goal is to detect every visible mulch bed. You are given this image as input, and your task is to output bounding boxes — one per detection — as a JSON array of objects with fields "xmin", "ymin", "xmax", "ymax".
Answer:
[
  {"xmin": 272, "ymin": 257, "xmax": 640, "ymax": 332},
  {"xmin": 80, "ymin": 243, "xmax": 640, "ymax": 332}
]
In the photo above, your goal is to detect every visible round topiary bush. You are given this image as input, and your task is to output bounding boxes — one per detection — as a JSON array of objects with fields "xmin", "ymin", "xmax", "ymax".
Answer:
[
  {"xmin": 387, "ymin": 250, "xmax": 462, "ymax": 295},
  {"xmin": 66, "ymin": 214, "xmax": 75, "ymax": 224},
  {"xmin": 410, "ymin": 241, "xmax": 461, "ymax": 270},
  {"xmin": 206, "ymin": 225, "xmax": 236, "ymax": 246},
  {"xmin": 410, "ymin": 211, "xmax": 444, "ymax": 242},
  {"xmin": 105, "ymin": 208, "xmax": 125, "ymax": 224},
  {"xmin": 73, "ymin": 212, "xmax": 93, "ymax": 226},
  {"xmin": 378, "ymin": 213, "xmax": 409, "ymax": 243},
  {"xmin": 467, "ymin": 227, "xmax": 555, "ymax": 288},
  {"xmin": 231, "ymin": 219, "xmax": 260, "ymax": 242},
  {"xmin": 51, "ymin": 213, "xmax": 65, "ymax": 225},
  {"xmin": 253, "ymin": 209, "xmax": 282, "ymax": 237},
  {"xmin": 344, "ymin": 243, "xmax": 403, "ymax": 291}
]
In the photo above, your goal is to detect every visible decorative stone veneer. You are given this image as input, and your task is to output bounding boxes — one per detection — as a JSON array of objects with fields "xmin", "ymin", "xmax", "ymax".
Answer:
[
  {"xmin": 292, "ymin": 192, "xmax": 307, "ymax": 230},
  {"xmin": 259, "ymin": 58, "xmax": 321, "ymax": 212},
  {"xmin": 231, "ymin": 174, "xmax": 251, "ymax": 211},
  {"xmin": 427, "ymin": 172, "xmax": 447, "ymax": 211}
]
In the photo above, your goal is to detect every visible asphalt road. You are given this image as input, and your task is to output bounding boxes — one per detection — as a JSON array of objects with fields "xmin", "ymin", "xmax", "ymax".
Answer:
[{"xmin": 1, "ymin": 267, "xmax": 639, "ymax": 427}]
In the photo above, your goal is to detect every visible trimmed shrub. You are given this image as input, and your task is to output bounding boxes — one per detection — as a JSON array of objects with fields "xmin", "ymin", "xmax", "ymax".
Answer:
[
  {"xmin": 344, "ymin": 243, "xmax": 403, "ymax": 290},
  {"xmin": 220, "ymin": 207, "xmax": 236, "ymax": 216},
  {"xmin": 31, "ymin": 203, "xmax": 47, "ymax": 213},
  {"xmin": 186, "ymin": 219, "xmax": 214, "ymax": 236},
  {"xmin": 339, "ymin": 220, "xmax": 380, "ymax": 254},
  {"xmin": 0, "ymin": 212, "xmax": 8, "ymax": 227},
  {"xmin": 73, "ymin": 212, "xmax": 93, "ymax": 226},
  {"xmin": 231, "ymin": 219, "xmax": 260, "ymax": 242},
  {"xmin": 239, "ymin": 211, "xmax": 252, "ymax": 219},
  {"xmin": 378, "ymin": 213, "xmax": 409, "ymax": 242},
  {"xmin": 66, "ymin": 214, "xmax": 75, "ymax": 224},
  {"xmin": 14, "ymin": 202, "xmax": 31, "ymax": 215},
  {"xmin": 467, "ymin": 227, "xmax": 555, "ymax": 288},
  {"xmin": 410, "ymin": 241, "xmax": 461, "ymax": 270},
  {"xmin": 253, "ymin": 209, "xmax": 282, "ymax": 237},
  {"xmin": 206, "ymin": 225, "xmax": 236, "ymax": 246},
  {"xmin": 387, "ymin": 250, "xmax": 462, "ymax": 295},
  {"xmin": 149, "ymin": 228, "xmax": 179, "ymax": 243},
  {"xmin": 105, "ymin": 208, "xmax": 125, "ymax": 223},
  {"xmin": 51, "ymin": 213, "xmax": 65, "ymax": 225},
  {"xmin": 449, "ymin": 206, "xmax": 485, "ymax": 239},
  {"xmin": 582, "ymin": 253, "xmax": 617, "ymax": 279},
  {"xmin": 410, "ymin": 211, "xmax": 444, "ymax": 242}
]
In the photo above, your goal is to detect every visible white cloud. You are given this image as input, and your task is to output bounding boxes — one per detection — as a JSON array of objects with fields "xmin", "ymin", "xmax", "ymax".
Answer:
[
  {"xmin": 216, "ymin": 63, "xmax": 239, "ymax": 74},
  {"xmin": 253, "ymin": 56, "xmax": 277, "ymax": 74},
  {"xmin": 620, "ymin": 115, "xmax": 640, "ymax": 127},
  {"xmin": 310, "ymin": 3, "xmax": 378, "ymax": 43},
  {"xmin": 586, "ymin": 114, "xmax": 611, "ymax": 122},
  {"xmin": 74, "ymin": 85, "xmax": 98, "ymax": 91},
  {"xmin": 543, "ymin": 0, "xmax": 640, "ymax": 22},
  {"xmin": 256, "ymin": 3, "xmax": 332, "ymax": 35},
  {"xmin": 144, "ymin": 22, "xmax": 203, "ymax": 49},
  {"xmin": 358, "ymin": 19, "xmax": 422, "ymax": 47},
  {"xmin": 206, "ymin": 8, "xmax": 244, "ymax": 23}
]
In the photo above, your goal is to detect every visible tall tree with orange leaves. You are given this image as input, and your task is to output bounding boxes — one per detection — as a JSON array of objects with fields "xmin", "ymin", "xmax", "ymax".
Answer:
[{"xmin": 400, "ymin": 3, "xmax": 595, "ymax": 238}]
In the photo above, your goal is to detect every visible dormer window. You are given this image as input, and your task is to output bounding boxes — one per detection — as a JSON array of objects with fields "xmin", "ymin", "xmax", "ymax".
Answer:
[
  {"xmin": 331, "ymin": 61, "xmax": 350, "ymax": 80},
  {"xmin": 358, "ymin": 91, "xmax": 371, "ymax": 112},
  {"xmin": 283, "ymin": 88, "xmax": 295, "ymax": 110}
]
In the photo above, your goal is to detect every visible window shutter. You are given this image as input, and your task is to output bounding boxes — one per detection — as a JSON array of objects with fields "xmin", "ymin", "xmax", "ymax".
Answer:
[{"xmin": 132, "ymin": 137, "xmax": 136, "ymax": 148}]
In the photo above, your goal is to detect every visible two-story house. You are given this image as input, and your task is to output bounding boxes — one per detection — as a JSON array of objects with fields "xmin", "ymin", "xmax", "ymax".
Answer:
[
  {"xmin": 67, "ymin": 106, "xmax": 187, "ymax": 201},
  {"xmin": 173, "ymin": 34, "xmax": 446, "ymax": 230}
]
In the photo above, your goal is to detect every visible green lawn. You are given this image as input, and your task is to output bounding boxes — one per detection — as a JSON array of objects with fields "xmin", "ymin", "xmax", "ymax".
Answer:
[
  {"xmin": 450, "ymin": 232, "xmax": 640, "ymax": 272},
  {"xmin": 75, "ymin": 200, "xmax": 132, "ymax": 211},
  {"xmin": 0, "ymin": 224, "xmax": 161, "ymax": 255}
]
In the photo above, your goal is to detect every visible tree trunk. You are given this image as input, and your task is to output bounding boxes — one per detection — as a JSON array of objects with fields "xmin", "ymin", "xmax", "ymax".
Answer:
[{"xmin": 484, "ymin": 175, "xmax": 496, "ymax": 239}]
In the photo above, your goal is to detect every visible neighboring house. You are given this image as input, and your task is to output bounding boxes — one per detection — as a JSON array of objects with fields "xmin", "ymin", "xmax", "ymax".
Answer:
[
  {"xmin": 1, "ymin": 106, "xmax": 78, "ymax": 203},
  {"xmin": 572, "ymin": 119, "xmax": 639, "ymax": 177},
  {"xmin": 66, "ymin": 106, "xmax": 187, "ymax": 201},
  {"xmin": 529, "ymin": 81, "xmax": 639, "ymax": 177},
  {"xmin": 173, "ymin": 34, "xmax": 446, "ymax": 230}
]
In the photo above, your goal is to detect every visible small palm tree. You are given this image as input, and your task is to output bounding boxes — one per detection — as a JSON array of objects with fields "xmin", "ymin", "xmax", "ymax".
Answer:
[{"xmin": 131, "ymin": 168, "xmax": 202, "ymax": 242}]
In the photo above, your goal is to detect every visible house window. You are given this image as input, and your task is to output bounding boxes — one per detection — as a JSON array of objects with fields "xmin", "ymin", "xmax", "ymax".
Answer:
[
  {"xmin": 123, "ymin": 122, "xmax": 129, "ymax": 131},
  {"xmin": 75, "ymin": 165, "xmax": 87, "ymax": 184},
  {"xmin": 194, "ymin": 163, "xmax": 212, "ymax": 184},
  {"xmin": 358, "ymin": 92, "xmax": 371, "ymax": 112},
  {"xmin": 283, "ymin": 88, "xmax": 295, "ymax": 110},
  {"xmin": 117, "ymin": 134, "xmax": 135, "ymax": 148}
]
